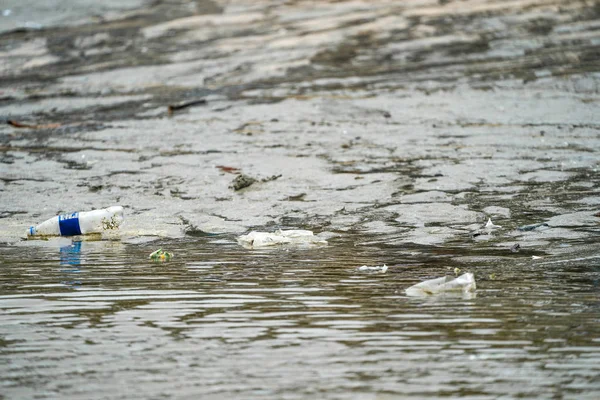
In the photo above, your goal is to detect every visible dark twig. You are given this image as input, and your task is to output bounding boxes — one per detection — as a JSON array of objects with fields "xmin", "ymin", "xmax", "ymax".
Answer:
[
  {"xmin": 167, "ymin": 99, "xmax": 207, "ymax": 115},
  {"xmin": 7, "ymin": 120, "xmax": 62, "ymax": 129}
]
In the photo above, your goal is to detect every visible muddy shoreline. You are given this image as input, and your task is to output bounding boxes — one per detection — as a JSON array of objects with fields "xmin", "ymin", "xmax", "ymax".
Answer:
[{"xmin": 1, "ymin": 0, "xmax": 599, "ymax": 255}]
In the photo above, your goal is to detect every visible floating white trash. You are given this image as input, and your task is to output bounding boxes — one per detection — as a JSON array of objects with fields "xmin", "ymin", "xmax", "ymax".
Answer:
[
  {"xmin": 358, "ymin": 265, "xmax": 388, "ymax": 273},
  {"xmin": 237, "ymin": 229, "xmax": 327, "ymax": 249},
  {"xmin": 405, "ymin": 272, "xmax": 476, "ymax": 297}
]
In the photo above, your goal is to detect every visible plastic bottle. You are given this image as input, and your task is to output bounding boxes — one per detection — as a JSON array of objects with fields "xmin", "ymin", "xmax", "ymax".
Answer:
[{"xmin": 27, "ymin": 206, "xmax": 124, "ymax": 237}]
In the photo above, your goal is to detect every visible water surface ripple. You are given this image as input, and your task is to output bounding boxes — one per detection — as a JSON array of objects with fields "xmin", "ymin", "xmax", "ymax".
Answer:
[{"xmin": 1, "ymin": 236, "xmax": 599, "ymax": 399}]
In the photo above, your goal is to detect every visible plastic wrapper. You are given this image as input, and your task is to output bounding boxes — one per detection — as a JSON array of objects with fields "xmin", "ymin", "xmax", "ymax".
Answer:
[
  {"xmin": 237, "ymin": 229, "xmax": 327, "ymax": 249},
  {"xmin": 405, "ymin": 272, "xmax": 476, "ymax": 297},
  {"xmin": 149, "ymin": 248, "xmax": 173, "ymax": 262},
  {"xmin": 484, "ymin": 218, "xmax": 501, "ymax": 230},
  {"xmin": 358, "ymin": 265, "xmax": 388, "ymax": 273}
]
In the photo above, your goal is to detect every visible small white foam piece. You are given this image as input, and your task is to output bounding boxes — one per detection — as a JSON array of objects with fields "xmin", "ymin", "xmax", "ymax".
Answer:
[
  {"xmin": 484, "ymin": 218, "xmax": 501, "ymax": 229},
  {"xmin": 405, "ymin": 272, "xmax": 476, "ymax": 297},
  {"xmin": 237, "ymin": 229, "xmax": 327, "ymax": 249},
  {"xmin": 358, "ymin": 265, "xmax": 388, "ymax": 273}
]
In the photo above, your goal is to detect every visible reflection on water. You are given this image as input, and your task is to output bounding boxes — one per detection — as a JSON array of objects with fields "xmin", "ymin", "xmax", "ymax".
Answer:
[
  {"xmin": 59, "ymin": 241, "xmax": 82, "ymax": 267},
  {"xmin": 0, "ymin": 236, "xmax": 599, "ymax": 399},
  {"xmin": 59, "ymin": 241, "xmax": 82, "ymax": 288}
]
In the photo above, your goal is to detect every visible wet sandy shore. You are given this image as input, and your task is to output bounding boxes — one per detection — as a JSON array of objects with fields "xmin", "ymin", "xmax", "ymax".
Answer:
[{"xmin": 1, "ymin": 0, "xmax": 599, "ymax": 253}]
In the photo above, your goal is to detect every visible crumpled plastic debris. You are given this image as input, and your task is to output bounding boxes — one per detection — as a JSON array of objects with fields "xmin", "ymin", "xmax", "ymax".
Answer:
[
  {"xmin": 149, "ymin": 248, "xmax": 173, "ymax": 262},
  {"xmin": 471, "ymin": 218, "xmax": 501, "ymax": 238},
  {"xmin": 237, "ymin": 229, "xmax": 327, "ymax": 249},
  {"xmin": 358, "ymin": 265, "xmax": 388, "ymax": 273},
  {"xmin": 484, "ymin": 218, "xmax": 501, "ymax": 230},
  {"xmin": 405, "ymin": 272, "xmax": 476, "ymax": 297}
]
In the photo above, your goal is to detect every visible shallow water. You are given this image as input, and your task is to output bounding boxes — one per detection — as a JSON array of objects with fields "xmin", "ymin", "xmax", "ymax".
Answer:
[
  {"xmin": 1, "ymin": 0, "xmax": 600, "ymax": 398},
  {"xmin": 1, "ymin": 236, "xmax": 599, "ymax": 399}
]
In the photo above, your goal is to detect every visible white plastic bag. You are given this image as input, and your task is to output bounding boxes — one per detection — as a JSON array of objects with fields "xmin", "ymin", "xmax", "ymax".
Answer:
[
  {"xmin": 237, "ymin": 229, "xmax": 327, "ymax": 249},
  {"xmin": 358, "ymin": 265, "xmax": 388, "ymax": 273},
  {"xmin": 405, "ymin": 272, "xmax": 476, "ymax": 297}
]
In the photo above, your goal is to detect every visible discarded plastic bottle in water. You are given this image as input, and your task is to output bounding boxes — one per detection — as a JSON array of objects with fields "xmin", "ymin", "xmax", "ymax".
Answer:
[{"xmin": 27, "ymin": 206, "xmax": 124, "ymax": 237}]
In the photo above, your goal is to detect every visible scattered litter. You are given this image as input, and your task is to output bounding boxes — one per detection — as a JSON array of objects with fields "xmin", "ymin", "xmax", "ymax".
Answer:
[
  {"xmin": 149, "ymin": 248, "xmax": 174, "ymax": 262},
  {"xmin": 230, "ymin": 174, "xmax": 257, "ymax": 191},
  {"xmin": 471, "ymin": 218, "xmax": 501, "ymax": 238},
  {"xmin": 261, "ymin": 174, "xmax": 282, "ymax": 183},
  {"xmin": 532, "ymin": 255, "xmax": 543, "ymax": 260},
  {"xmin": 405, "ymin": 272, "xmax": 476, "ymax": 297},
  {"xmin": 286, "ymin": 193, "xmax": 306, "ymax": 201},
  {"xmin": 212, "ymin": 105, "xmax": 232, "ymax": 112},
  {"xmin": 8, "ymin": 120, "xmax": 61, "ymax": 129},
  {"xmin": 517, "ymin": 222, "xmax": 549, "ymax": 231},
  {"xmin": 510, "ymin": 243, "xmax": 521, "ymax": 253},
  {"xmin": 216, "ymin": 165, "xmax": 241, "ymax": 174},
  {"xmin": 234, "ymin": 121, "xmax": 263, "ymax": 136},
  {"xmin": 27, "ymin": 206, "xmax": 124, "ymax": 238},
  {"xmin": 167, "ymin": 98, "xmax": 206, "ymax": 115},
  {"xmin": 227, "ymin": 173, "xmax": 281, "ymax": 190},
  {"xmin": 484, "ymin": 218, "xmax": 501, "ymax": 230},
  {"xmin": 358, "ymin": 265, "xmax": 388, "ymax": 273},
  {"xmin": 237, "ymin": 229, "xmax": 327, "ymax": 249}
]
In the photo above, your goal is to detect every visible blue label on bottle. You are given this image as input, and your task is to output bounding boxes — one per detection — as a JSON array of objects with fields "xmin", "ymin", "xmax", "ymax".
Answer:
[{"xmin": 59, "ymin": 212, "xmax": 82, "ymax": 236}]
